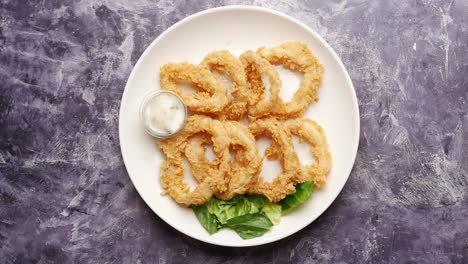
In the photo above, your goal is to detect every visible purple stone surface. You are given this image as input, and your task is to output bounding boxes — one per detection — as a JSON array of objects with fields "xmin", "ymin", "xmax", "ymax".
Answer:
[{"xmin": 0, "ymin": 1, "xmax": 467, "ymax": 263}]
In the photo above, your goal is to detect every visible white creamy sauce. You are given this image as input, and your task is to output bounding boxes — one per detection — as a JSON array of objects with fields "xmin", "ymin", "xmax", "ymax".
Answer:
[{"xmin": 143, "ymin": 92, "xmax": 186, "ymax": 137}]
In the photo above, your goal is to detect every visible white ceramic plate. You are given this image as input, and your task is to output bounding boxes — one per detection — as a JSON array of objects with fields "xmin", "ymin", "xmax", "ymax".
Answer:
[{"xmin": 119, "ymin": 6, "xmax": 359, "ymax": 247}]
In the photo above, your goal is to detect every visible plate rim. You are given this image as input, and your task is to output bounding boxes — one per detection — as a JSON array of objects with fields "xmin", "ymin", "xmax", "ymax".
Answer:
[{"xmin": 119, "ymin": 5, "xmax": 360, "ymax": 247}]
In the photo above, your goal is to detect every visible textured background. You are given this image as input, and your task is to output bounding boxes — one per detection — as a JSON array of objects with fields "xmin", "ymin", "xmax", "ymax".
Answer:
[{"xmin": 1, "ymin": 0, "xmax": 467, "ymax": 263}]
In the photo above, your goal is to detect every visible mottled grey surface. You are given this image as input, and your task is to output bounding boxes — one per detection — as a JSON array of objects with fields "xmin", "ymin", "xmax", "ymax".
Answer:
[{"xmin": 0, "ymin": 0, "xmax": 467, "ymax": 263}]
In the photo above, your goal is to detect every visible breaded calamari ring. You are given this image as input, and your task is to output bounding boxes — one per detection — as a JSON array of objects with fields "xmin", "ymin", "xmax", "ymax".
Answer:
[
  {"xmin": 184, "ymin": 122, "xmax": 262, "ymax": 200},
  {"xmin": 257, "ymin": 41, "xmax": 324, "ymax": 117},
  {"xmin": 200, "ymin": 51, "xmax": 249, "ymax": 120},
  {"xmin": 160, "ymin": 63, "xmax": 229, "ymax": 114},
  {"xmin": 239, "ymin": 51, "xmax": 285, "ymax": 119},
  {"xmin": 267, "ymin": 118, "xmax": 332, "ymax": 187},
  {"xmin": 159, "ymin": 115, "xmax": 231, "ymax": 206},
  {"xmin": 247, "ymin": 118, "xmax": 301, "ymax": 202},
  {"xmin": 217, "ymin": 121, "xmax": 262, "ymax": 199},
  {"xmin": 184, "ymin": 133, "xmax": 218, "ymax": 183}
]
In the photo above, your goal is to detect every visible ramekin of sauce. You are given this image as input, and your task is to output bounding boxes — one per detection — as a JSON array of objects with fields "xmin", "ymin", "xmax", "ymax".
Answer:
[{"xmin": 140, "ymin": 90, "xmax": 187, "ymax": 139}]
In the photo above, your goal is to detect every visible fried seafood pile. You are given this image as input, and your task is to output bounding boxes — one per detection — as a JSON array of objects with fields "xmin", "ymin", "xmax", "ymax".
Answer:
[{"xmin": 158, "ymin": 41, "xmax": 332, "ymax": 206}]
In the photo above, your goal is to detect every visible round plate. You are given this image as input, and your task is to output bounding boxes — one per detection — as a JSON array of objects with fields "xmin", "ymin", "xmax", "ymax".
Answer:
[{"xmin": 119, "ymin": 6, "xmax": 359, "ymax": 247}]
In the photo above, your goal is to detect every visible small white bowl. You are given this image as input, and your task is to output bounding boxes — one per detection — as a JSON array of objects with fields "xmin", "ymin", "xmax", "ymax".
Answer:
[{"xmin": 139, "ymin": 90, "xmax": 187, "ymax": 139}]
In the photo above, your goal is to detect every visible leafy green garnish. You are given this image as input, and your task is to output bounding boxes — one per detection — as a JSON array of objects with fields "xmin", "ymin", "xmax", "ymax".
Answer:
[
  {"xmin": 205, "ymin": 196, "xmax": 264, "ymax": 224},
  {"xmin": 280, "ymin": 181, "xmax": 314, "ymax": 215},
  {"xmin": 246, "ymin": 195, "xmax": 266, "ymax": 209},
  {"xmin": 225, "ymin": 213, "xmax": 273, "ymax": 239},
  {"xmin": 191, "ymin": 181, "xmax": 314, "ymax": 239},
  {"xmin": 261, "ymin": 201, "xmax": 282, "ymax": 225},
  {"xmin": 191, "ymin": 204, "xmax": 221, "ymax": 234}
]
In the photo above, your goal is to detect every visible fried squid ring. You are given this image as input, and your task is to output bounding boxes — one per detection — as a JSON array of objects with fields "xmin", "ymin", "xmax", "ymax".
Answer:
[
  {"xmin": 158, "ymin": 115, "xmax": 231, "ymax": 206},
  {"xmin": 183, "ymin": 133, "xmax": 216, "ymax": 184},
  {"xmin": 247, "ymin": 119, "xmax": 301, "ymax": 202},
  {"xmin": 200, "ymin": 51, "xmax": 249, "ymax": 120},
  {"xmin": 239, "ymin": 51, "xmax": 285, "ymax": 119},
  {"xmin": 267, "ymin": 118, "xmax": 332, "ymax": 187},
  {"xmin": 218, "ymin": 121, "xmax": 262, "ymax": 199},
  {"xmin": 257, "ymin": 41, "xmax": 324, "ymax": 117},
  {"xmin": 184, "ymin": 122, "xmax": 262, "ymax": 200},
  {"xmin": 160, "ymin": 63, "xmax": 228, "ymax": 114}
]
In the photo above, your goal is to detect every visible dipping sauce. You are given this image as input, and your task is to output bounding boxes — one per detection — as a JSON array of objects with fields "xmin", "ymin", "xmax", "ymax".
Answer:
[{"xmin": 140, "ymin": 91, "xmax": 187, "ymax": 138}]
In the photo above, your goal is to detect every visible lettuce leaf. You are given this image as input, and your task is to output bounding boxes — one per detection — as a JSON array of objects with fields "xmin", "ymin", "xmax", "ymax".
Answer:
[
  {"xmin": 261, "ymin": 201, "xmax": 282, "ymax": 225},
  {"xmin": 280, "ymin": 181, "xmax": 314, "ymax": 215},
  {"xmin": 246, "ymin": 195, "xmax": 266, "ymax": 209},
  {"xmin": 205, "ymin": 195, "xmax": 264, "ymax": 224},
  {"xmin": 191, "ymin": 181, "xmax": 313, "ymax": 239},
  {"xmin": 191, "ymin": 204, "xmax": 221, "ymax": 234},
  {"xmin": 225, "ymin": 213, "xmax": 273, "ymax": 239}
]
